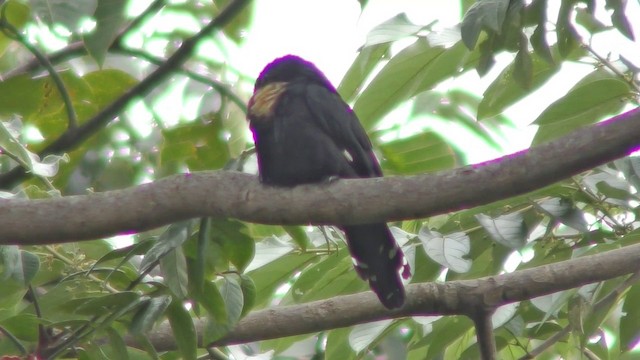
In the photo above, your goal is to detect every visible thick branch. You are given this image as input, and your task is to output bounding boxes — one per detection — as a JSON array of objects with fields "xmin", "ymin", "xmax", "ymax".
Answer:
[
  {"xmin": 0, "ymin": 107, "xmax": 639, "ymax": 245},
  {"xmin": 134, "ymin": 242, "xmax": 640, "ymax": 350}
]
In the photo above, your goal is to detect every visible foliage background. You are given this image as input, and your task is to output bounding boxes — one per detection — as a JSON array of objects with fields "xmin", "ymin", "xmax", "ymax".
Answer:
[{"xmin": 0, "ymin": 0, "xmax": 639, "ymax": 359}]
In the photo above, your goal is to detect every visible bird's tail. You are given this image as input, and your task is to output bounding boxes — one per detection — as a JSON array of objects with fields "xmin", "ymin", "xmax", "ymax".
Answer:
[{"xmin": 343, "ymin": 224, "xmax": 410, "ymax": 309}]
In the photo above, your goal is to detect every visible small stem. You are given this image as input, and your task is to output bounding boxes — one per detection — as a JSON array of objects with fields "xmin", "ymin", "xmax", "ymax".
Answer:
[
  {"xmin": 582, "ymin": 42, "xmax": 640, "ymax": 94},
  {"xmin": 45, "ymin": 245, "xmax": 119, "ymax": 293}
]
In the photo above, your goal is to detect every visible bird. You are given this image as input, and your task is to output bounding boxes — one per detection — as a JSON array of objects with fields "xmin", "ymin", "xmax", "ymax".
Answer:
[{"xmin": 247, "ymin": 55, "xmax": 410, "ymax": 309}]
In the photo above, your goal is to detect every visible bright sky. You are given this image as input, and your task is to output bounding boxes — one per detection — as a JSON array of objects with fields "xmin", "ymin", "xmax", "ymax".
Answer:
[
  {"xmin": 231, "ymin": 0, "xmax": 640, "ymax": 162},
  {"xmin": 121, "ymin": 0, "xmax": 639, "ymax": 162},
  {"xmin": 235, "ymin": 0, "xmax": 462, "ymax": 84}
]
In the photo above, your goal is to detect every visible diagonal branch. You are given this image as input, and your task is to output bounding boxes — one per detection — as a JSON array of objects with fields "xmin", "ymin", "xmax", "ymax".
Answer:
[
  {"xmin": 3, "ymin": 41, "xmax": 247, "ymax": 113},
  {"xmin": 0, "ymin": 107, "xmax": 639, "ymax": 245}
]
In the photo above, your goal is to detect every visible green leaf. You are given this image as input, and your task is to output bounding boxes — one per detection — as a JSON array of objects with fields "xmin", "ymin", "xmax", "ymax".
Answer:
[
  {"xmin": 614, "ymin": 156, "xmax": 640, "ymax": 191},
  {"xmin": 0, "ymin": 1, "xmax": 30, "ymax": 56},
  {"xmin": 247, "ymin": 242, "xmax": 316, "ymax": 308},
  {"xmin": 575, "ymin": 7, "xmax": 608, "ymax": 35},
  {"xmin": 414, "ymin": 90, "xmax": 507, "ymax": 150},
  {"xmin": 203, "ymin": 275, "xmax": 243, "ymax": 343},
  {"xmin": 596, "ymin": 178, "xmax": 635, "ymax": 203},
  {"xmin": 380, "ymin": 132, "xmax": 457, "ymax": 175},
  {"xmin": 213, "ymin": 0, "xmax": 253, "ymax": 43},
  {"xmin": 93, "ymin": 157, "xmax": 136, "ymax": 191},
  {"xmin": 160, "ymin": 121, "xmax": 231, "ymax": 171},
  {"xmin": 338, "ymin": 43, "xmax": 390, "ymax": 103},
  {"xmin": 82, "ymin": 69, "xmax": 138, "ymax": 109},
  {"xmin": 532, "ymin": 72, "xmax": 631, "ymax": 145},
  {"xmin": 210, "ymin": 219, "xmax": 255, "ymax": 272},
  {"xmin": 513, "ymin": 33, "xmax": 533, "ymax": 89},
  {"xmin": 349, "ymin": 320, "xmax": 393, "ymax": 353},
  {"xmin": 460, "ymin": 0, "xmax": 510, "ymax": 49},
  {"xmin": 556, "ymin": 1, "xmax": 578, "ymax": 57},
  {"xmin": 27, "ymin": 72, "xmax": 95, "ymax": 146},
  {"xmin": 527, "ymin": 0, "xmax": 554, "ymax": 64},
  {"xmin": 606, "ymin": 0, "xmax": 635, "ymax": 40},
  {"xmin": 130, "ymin": 295, "xmax": 172, "ymax": 335},
  {"xmin": 104, "ymin": 327, "xmax": 129, "ymax": 360},
  {"xmin": 282, "ymin": 226, "xmax": 310, "ymax": 251},
  {"xmin": 87, "ymin": 239, "xmax": 154, "ymax": 275},
  {"xmin": 424, "ymin": 316, "xmax": 474, "ymax": 358},
  {"xmin": 293, "ymin": 255, "xmax": 360, "ymax": 304},
  {"xmin": 290, "ymin": 250, "xmax": 348, "ymax": 302},
  {"xmin": 0, "ymin": 314, "xmax": 42, "ymax": 341},
  {"xmin": 537, "ymin": 198, "xmax": 588, "ymax": 232},
  {"xmin": 31, "ymin": 0, "xmax": 98, "ymax": 31},
  {"xmin": 0, "ymin": 120, "xmax": 35, "ymax": 172},
  {"xmin": 474, "ymin": 35, "xmax": 495, "ymax": 76},
  {"xmin": 191, "ymin": 218, "xmax": 210, "ymax": 296},
  {"xmin": 197, "ymin": 281, "xmax": 227, "ymax": 325},
  {"xmin": 159, "ymin": 245, "xmax": 189, "ymax": 298},
  {"xmin": 0, "ymin": 246, "xmax": 40, "ymax": 286},
  {"xmin": 419, "ymin": 228, "xmax": 471, "ymax": 273},
  {"xmin": 476, "ymin": 213, "xmax": 527, "ymax": 249},
  {"xmin": 220, "ymin": 274, "xmax": 244, "ymax": 325},
  {"xmin": 326, "ymin": 327, "xmax": 356, "ymax": 359},
  {"xmin": 140, "ymin": 221, "xmax": 192, "ymax": 273},
  {"xmin": 353, "ymin": 39, "xmax": 470, "ymax": 129},
  {"xmin": 239, "ymin": 274, "xmax": 256, "ymax": 317},
  {"xmin": 621, "ymin": 284, "xmax": 640, "ymax": 351},
  {"xmin": 166, "ymin": 299, "xmax": 197, "ymax": 360},
  {"xmin": 363, "ymin": 13, "xmax": 424, "ymax": 47},
  {"xmin": 83, "ymin": 0, "xmax": 127, "ymax": 66},
  {"xmin": 0, "ymin": 74, "xmax": 51, "ymax": 119},
  {"xmin": 261, "ymin": 333, "xmax": 317, "ymax": 355},
  {"xmin": 478, "ymin": 51, "xmax": 559, "ymax": 119},
  {"xmin": 63, "ymin": 292, "xmax": 140, "ymax": 316}
]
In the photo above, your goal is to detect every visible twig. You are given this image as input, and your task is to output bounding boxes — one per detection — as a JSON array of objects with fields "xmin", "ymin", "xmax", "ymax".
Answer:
[
  {"xmin": 115, "ymin": 46, "xmax": 247, "ymax": 112},
  {"xmin": 582, "ymin": 42, "xmax": 640, "ymax": 94},
  {"xmin": 45, "ymin": 245, "xmax": 119, "ymax": 293},
  {"xmin": 0, "ymin": 325, "xmax": 28, "ymax": 355},
  {"xmin": 2, "ymin": 0, "xmax": 166, "ymax": 79},
  {"xmin": 114, "ymin": 0, "xmax": 166, "ymax": 45},
  {"xmin": 8, "ymin": 43, "xmax": 248, "ymax": 111}
]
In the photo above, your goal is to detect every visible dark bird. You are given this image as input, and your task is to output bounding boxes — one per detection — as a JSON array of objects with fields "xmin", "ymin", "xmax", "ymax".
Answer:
[{"xmin": 247, "ymin": 55, "xmax": 410, "ymax": 309}]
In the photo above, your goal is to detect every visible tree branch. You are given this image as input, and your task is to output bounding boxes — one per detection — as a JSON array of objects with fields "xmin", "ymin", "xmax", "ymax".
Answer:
[
  {"xmin": 0, "ymin": 107, "xmax": 639, "ymax": 245},
  {"xmin": 130, "ymin": 242, "xmax": 640, "ymax": 351},
  {"xmin": 473, "ymin": 311, "xmax": 497, "ymax": 360}
]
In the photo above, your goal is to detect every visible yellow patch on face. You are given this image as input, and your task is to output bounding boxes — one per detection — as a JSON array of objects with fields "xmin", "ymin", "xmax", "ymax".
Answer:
[{"xmin": 248, "ymin": 82, "xmax": 287, "ymax": 118}]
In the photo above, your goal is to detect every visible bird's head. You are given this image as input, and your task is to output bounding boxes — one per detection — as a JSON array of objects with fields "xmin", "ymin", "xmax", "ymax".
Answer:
[
  {"xmin": 254, "ymin": 55, "xmax": 333, "ymax": 90},
  {"xmin": 248, "ymin": 55, "xmax": 333, "ymax": 119}
]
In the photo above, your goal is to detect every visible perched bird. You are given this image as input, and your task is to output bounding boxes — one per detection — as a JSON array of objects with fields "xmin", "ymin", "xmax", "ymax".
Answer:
[{"xmin": 247, "ymin": 55, "xmax": 410, "ymax": 309}]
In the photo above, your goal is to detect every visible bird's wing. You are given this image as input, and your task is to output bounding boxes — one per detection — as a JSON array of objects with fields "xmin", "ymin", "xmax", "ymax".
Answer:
[{"xmin": 304, "ymin": 83, "xmax": 383, "ymax": 178}]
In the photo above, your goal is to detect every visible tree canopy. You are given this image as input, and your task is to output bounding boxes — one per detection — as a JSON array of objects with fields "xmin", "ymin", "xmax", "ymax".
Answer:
[{"xmin": 0, "ymin": 0, "xmax": 639, "ymax": 359}]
